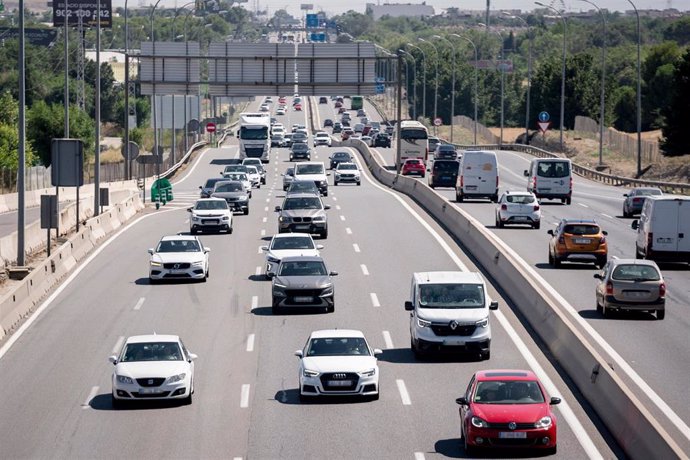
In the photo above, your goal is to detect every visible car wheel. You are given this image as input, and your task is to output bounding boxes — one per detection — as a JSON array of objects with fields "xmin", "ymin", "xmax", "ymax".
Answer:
[
  {"xmin": 533, "ymin": 221, "xmax": 541, "ymax": 229},
  {"xmin": 272, "ymin": 303, "xmax": 282, "ymax": 314},
  {"xmin": 334, "ymin": 181, "xmax": 338, "ymax": 186},
  {"xmin": 496, "ymin": 217, "xmax": 503, "ymax": 228},
  {"xmin": 566, "ymin": 197, "xmax": 572, "ymax": 205},
  {"xmin": 298, "ymin": 392, "xmax": 311, "ymax": 403},
  {"xmin": 464, "ymin": 431, "xmax": 476, "ymax": 456},
  {"xmin": 548, "ymin": 251, "xmax": 554, "ymax": 266},
  {"xmin": 149, "ymin": 277, "xmax": 158, "ymax": 285},
  {"xmin": 411, "ymin": 337, "xmax": 425, "ymax": 360},
  {"xmin": 623, "ymin": 208, "xmax": 629, "ymax": 218},
  {"xmin": 357, "ymin": 181, "xmax": 361, "ymax": 186},
  {"xmin": 491, "ymin": 194, "xmax": 498, "ymax": 203},
  {"xmin": 596, "ymin": 257, "xmax": 607, "ymax": 269},
  {"xmin": 320, "ymin": 229, "xmax": 328, "ymax": 239},
  {"xmin": 244, "ymin": 208, "xmax": 249, "ymax": 215},
  {"xmin": 546, "ymin": 445, "xmax": 557, "ymax": 455},
  {"xmin": 369, "ymin": 391, "xmax": 380, "ymax": 401},
  {"xmin": 456, "ymin": 192, "xmax": 463, "ymax": 202},
  {"xmin": 190, "ymin": 228, "xmax": 197, "ymax": 235},
  {"xmin": 228, "ymin": 226, "xmax": 233, "ymax": 234},
  {"xmin": 480, "ymin": 350, "xmax": 490, "ymax": 360},
  {"xmin": 602, "ymin": 303, "xmax": 610, "ymax": 318},
  {"xmin": 257, "ymin": 184, "xmax": 261, "ymax": 189},
  {"xmin": 554, "ymin": 256, "xmax": 561, "ymax": 268},
  {"xmin": 183, "ymin": 391, "xmax": 193, "ymax": 405},
  {"xmin": 323, "ymin": 191, "xmax": 328, "ymax": 197},
  {"xmin": 657, "ymin": 309, "xmax": 665, "ymax": 320}
]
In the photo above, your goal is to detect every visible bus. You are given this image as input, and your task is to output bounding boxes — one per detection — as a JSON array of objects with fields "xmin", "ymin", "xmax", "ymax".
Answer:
[
  {"xmin": 351, "ymin": 95, "xmax": 364, "ymax": 111},
  {"xmin": 399, "ymin": 120, "xmax": 429, "ymax": 162}
]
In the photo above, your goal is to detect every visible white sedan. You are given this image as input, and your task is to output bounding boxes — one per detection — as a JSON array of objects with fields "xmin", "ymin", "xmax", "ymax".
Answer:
[
  {"xmin": 295, "ymin": 329, "xmax": 381, "ymax": 401},
  {"xmin": 188, "ymin": 198, "xmax": 233, "ymax": 234},
  {"xmin": 148, "ymin": 235, "xmax": 210, "ymax": 283},
  {"xmin": 109, "ymin": 334, "xmax": 197, "ymax": 407},
  {"xmin": 495, "ymin": 190, "xmax": 541, "ymax": 229},
  {"xmin": 261, "ymin": 232, "xmax": 323, "ymax": 277}
]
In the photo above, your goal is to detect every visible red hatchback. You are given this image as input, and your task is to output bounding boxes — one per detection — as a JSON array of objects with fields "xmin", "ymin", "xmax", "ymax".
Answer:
[
  {"xmin": 401, "ymin": 159, "xmax": 425, "ymax": 177},
  {"xmin": 456, "ymin": 370, "xmax": 560, "ymax": 455},
  {"xmin": 294, "ymin": 103, "xmax": 302, "ymax": 111}
]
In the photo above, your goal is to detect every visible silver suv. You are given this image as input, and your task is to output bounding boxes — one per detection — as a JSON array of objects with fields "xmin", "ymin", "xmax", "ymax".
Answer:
[{"xmin": 275, "ymin": 193, "xmax": 330, "ymax": 238}]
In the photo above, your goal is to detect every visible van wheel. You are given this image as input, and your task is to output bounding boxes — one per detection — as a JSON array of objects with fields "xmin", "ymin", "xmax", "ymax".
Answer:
[
  {"xmin": 566, "ymin": 197, "xmax": 572, "ymax": 205},
  {"xmin": 491, "ymin": 194, "xmax": 498, "ymax": 203},
  {"xmin": 456, "ymin": 192, "xmax": 463, "ymax": 202},
  {"xmin": 533, "ymin": 221, "xmax": 540, "ymax": 229},
  {"xmin": 657, "ymin": 310, "xmax": 665, "ymax": 320},
  {"xmin": 411, "ymin": 338, "xmax": 424, "ymax": 360}
]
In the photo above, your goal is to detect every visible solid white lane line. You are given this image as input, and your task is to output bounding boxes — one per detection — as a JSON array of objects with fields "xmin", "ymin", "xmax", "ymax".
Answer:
[
  {"xmin": 133, "ymin": 297, "xmax": 145, "ymax": 311},
  {"xmin": 246, "ymin": 334, "xmax": 255, "ymax": 352},
  {"xmin": 360, "ymin": 264, "xmax": 369, "ymax": 275},
  {"xmin": 370, "ymin": 293, "xmax": 380, "ymax": 307},
  {"xmin": 396, "ymin": 379, "xmax": 412, "ymax": 405},
  {"xmin": 251, "ymin": 296, "xmax": 258, "ymax": 311},
  {"xmin": 382, "ymin": 331, "xmax": 394, "ymax": 349},
  {"xmin": 414, "ymin": 453, "xmax": 426, "ymax": 460},
  {"xmin": 346, "ymin": 227, "xmax": 352, "ymax": 235},
  {"xmin": 240, "ymin": 384, "xmax": 251, "ymax": 408},
  {"xmin": 261, "ymin": 229, "xmax": 266, "ymax": 236},
  {"xmin": 83, "ymin": 386, "xmax": 99, "ymax": 408},
  {"xmin": 353, "ymin": 243, "xmax": 361, "ymax": 253},
  {"xmin": 112, "ymin": 336, "xmax": 125, "ymax": 355},
  {"xmin": 262, "ymin": 217, "xmax": 267, "ymax": 223},
  {"xmin": 340, "ymin": 215, "xmax": 346, "ymax": 221},
  {"xmin": 578, "ymin": 203, "xmax": 589, "ymax": 208},
  {"xmin": 255, "ymin": 266, "xmax": 262, "ymax": 276}
]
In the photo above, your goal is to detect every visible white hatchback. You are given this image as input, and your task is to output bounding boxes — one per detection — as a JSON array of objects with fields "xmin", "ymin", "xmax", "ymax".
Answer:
[
  {"xmin": 188, "ymin": 198, "xmax": 233, "ymax": 234},
  {"xmin": 495, "ymin": 190, "xmax": 541, "ymax": 229},
  {"xmin": 261, "ymin": 233, "xmax": 323, "ymax": 277}
]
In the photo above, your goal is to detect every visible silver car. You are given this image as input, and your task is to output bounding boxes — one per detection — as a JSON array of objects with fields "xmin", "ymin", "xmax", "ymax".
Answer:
[
  {"xmin": 282, "ymin": 167, "xmax": 295, "ymax": 191},
  {"xmin": 271, "ymin": 256, "xmax": 337, "ymax": 313},
  {"xmin": 622, "ymin": 187, "xmax": 662, "ymax": 217},
  {"xmin": 594, "ymin": 259, "xmax": 665, "ymax": 319},
  {"xmin": 275, "ymin": 193, "xmax": 330, "ymax": 238}
]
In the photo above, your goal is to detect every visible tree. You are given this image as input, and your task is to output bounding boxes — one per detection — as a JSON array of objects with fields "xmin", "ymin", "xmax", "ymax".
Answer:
[
  {"xmin": 333, "ymin": 11, "xmax": 374, "ymax": 37},
  {"xmin": 0, "ymin": 92, "xmax": 37, "ymax": 168},
  {"xmin": 28, "ymin": 102, "xmax": 94, "ymax": 166},
  {"xmin": 642, "ymin": 42, "xmax": 681, "ymax": 130},
  {"xmin": 612, "ymin": 86, "xmax": 636, "ymax": 132},
  {"xmin": 660, "ymin": 49, "xmax": 690, "ymax": 156}
]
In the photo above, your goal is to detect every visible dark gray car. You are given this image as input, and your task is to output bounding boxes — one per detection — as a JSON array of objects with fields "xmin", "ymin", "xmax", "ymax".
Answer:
[
  {"xmin": 200, "ymin": 177, "xmax": 227, "ymax": 198},
  {"xmin": 211, "ymin": 181, "xmax": 250, "ymax": 215},
  {"xmin": 623, "ymin": 187, "xmax": 662, "ymax": 217},
  {"xmin": 275, "ymin": 193, "xmax": 330, "ymax": 238},
  {"xmin": 271, "ymin": 255, "xmax": 337, "ymax": 313},
  {"xmin": 290, "ymin": 143, "xmax": 311, "ymax": 161}
]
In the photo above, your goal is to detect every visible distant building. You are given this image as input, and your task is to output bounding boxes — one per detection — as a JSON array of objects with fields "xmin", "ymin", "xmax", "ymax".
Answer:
[{"xmin": 366, "ymin": 2, "xmax": 435, "ymax": 21}]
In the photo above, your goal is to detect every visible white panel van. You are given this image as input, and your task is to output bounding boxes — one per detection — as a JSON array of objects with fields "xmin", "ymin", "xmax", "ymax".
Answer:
[
  {"xmin": 455, "ymin": 150, "xmax": 499, "ymax": 202},
  {"xmin": 524, "ymin": 158, "xmax": 573, "ymax": 204},
  {"xmin": 632, "ymin": 195, "xmax": 690, "ymax": 262}
]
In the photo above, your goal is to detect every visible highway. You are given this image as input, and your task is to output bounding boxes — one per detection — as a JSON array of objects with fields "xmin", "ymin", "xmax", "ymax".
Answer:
[
  {"xmin": 359, "ymin": 98, "xmax": 690, "ymax": 432},
  {"xmin": 0, "ymin": 98, "xmax": 621, "ymax": 458}
]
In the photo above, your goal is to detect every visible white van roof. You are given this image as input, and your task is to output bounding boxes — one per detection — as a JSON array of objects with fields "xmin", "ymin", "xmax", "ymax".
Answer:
[
  {"xmin": 531, "ymin": 157, "xmax": 571, "ymax": 163},
  {"xmin": 412, "ymin": 271, "xmax": 484, "ymax": 285},
  {"xmin": 647, "ymin": 195, "xmax": 690, "ymax": 202}
]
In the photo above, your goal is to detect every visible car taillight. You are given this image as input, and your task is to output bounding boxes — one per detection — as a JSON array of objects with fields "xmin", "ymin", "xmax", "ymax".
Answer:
[
  {"xmin": 633, "ymin": 197, "xmax": 642, "ymax": 203},
  {"xmin": 501, "ymin": 204, "xmax": 507, "ymax": 211},
  {"xmin": 606, "ymin": 281, "xmax": 613, "ymax": 295},
  {"xmin": 533, "ymin": 177, "xmax": 537, "ymax": 189},
  {"xmin": 570, "ymin": 177, "xmax": 573, "ymax": 190},
  {"xmin": 600, "ymin": 235, "xmax": 606, "ymax": 244},
  {"xmin": 533, "ymin": 205, "xmax": 540, "ymax": 211},
  {"xmin": 496, "ymin": 176, "xmax": 499, "ymax": 187},
  {"xmin": 659, "ymin": 282, "xmax": 666, "ymax": 298},
  {"xmin": 460, "ymin": 176, "xmax": 464, "ymax": 187}
]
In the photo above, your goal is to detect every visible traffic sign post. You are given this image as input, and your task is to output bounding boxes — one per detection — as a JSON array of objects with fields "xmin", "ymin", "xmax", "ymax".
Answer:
[
  {"xmin": 538, "ymin": 111, "xmax": 550, "ymax": 123},
  {"xmin": 433, "ymin": 117, "xmax": 442, "ymax": 127},
  {"xmin": 538, "ymin": 121, "xmax": 551, "ymax": 135},
  {"xmin": 206, "ymin": 122, "xmax": 216, "ymax": 133}
]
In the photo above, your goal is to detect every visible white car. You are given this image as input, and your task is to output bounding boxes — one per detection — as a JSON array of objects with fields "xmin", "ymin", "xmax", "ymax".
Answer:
[
  {"xmin": 242, "ymin": 158, "xmax": 266, "ymax": 184},
  {"xmin": 188, "ymin": 198, "xmax": 233, "ymax": 234},
  {"xmin": 260, "ymin": 103, "xmax": 270, "ymax": 112},
  {"xmin": 109, "ymin": 334, "xmax": 197, "ymax": 408},
  {"xmin": 223, "ymin": 172, "xmax": 252, "ymax": 197},
  {"xmin": 276, "ymin": 107, "xmax": 286, "ymax": 115},
  {"xmin": 245, "ymin": 165, "xmax": 262, "ymax": 188},
  {"xmin": 261, "ymin": 233, "xmax": 323, "ymax": 277},
  {"xmin": 495, "ymin": 190, "xmax": 541, "ymax": 229},
  {"xmin": 313, "ymin": 132, "xmax": 332, "ymax": 147},
  {"xmin": 334, "ymin": 162, "xmax": 361, "ymax": 186},
  {"xmin": 295, "ymin": 329, "xmax": 381, "ymax": 401},
  {"xmin": 360, "ymin": 135, "xmax": 373, "ymax": 146},
  {"xmin": 148, "ymin": 235, "xmax": 210, "ymax": 283}
]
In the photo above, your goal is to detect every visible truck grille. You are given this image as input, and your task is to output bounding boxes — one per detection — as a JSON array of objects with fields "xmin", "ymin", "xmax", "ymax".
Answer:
[{"xmin": 245, "ymin": 147, "xmax": 264, "ymax": 157}]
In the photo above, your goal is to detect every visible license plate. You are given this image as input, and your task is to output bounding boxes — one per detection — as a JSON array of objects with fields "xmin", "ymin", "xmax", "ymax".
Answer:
[
  {"xmin": 328, "ymin": 380, "xmax": 353, "ymax": 387},
  {"xmin": 499, "ymin": 432, "xmax": 527, "ymax": 439},
  {"xmin": 625, "ymin": 291, "xmax": 646, "ymax": 298},
  {"xmin": 139, "ymin": 388, "xmax": 161, "ymax": 394},
  {"xmin": 294, "ymin": 296, "xmax": 314, "ymax": 303},
  {"xmin": 574, "ymin": 238, "xmax": 591, "ymax": 244},
  {"xmin": 294, "ymin": 225, "xmax": 310, "ymax": 230},
  {"xmin": 466, "ymin": 185, "xmax": 477, "ymax": 190},
  {"xmin": 203, "ymin": 220, "xmax": 218, "ymax": 225},
  {"xmin": 442, "ymin": 176, "xmax": 450, "ymax": 180},
  {"xmin": 514, "ymin": 216, "xmax": 528, "ymax": 221},
  {"xmin": 443, "ymin": 339, "xmax": 466, "ymax": 346},
  {"xmin": 656, "ymin": 237, "xmax": 673, "ymax": 244}
]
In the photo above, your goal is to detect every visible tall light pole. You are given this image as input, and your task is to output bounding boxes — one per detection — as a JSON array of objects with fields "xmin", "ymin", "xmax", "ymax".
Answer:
[
  {"xmin": 150, "ymin": 0, "xmax": 165, "ymax": 196},
  {"xmin": 182, "ymin": 7, "xmax": 197, "ymax": 153},
  {"xmin": 407, "ymin": 43, "xmax": 426, "ymax": 121},
  {"xmin": 418, "ymin": 38, "xmax": 439, "ymax": 134},
  {"xmin": 399, "ymin": 49, "xmax": 417, "ymax": 120},
  {"xmin": 124, "ymin": 0, "xmax": 131, "ymax": 179},
  {"xmin": 579, "ymin": 0, "xmax": 607, "ymax": 166},
  {"xmin": 433, "ymin": 35, "xmax": 456, "ymax": 143},
  {"xmin": 536, "ymin": 2, "xmax": 567, "ymax": 151},
  {"xmin": 17, "ymin": 0, "xmax": 26, "ymax": 266},
  {"xmin": 169, "ymin": 2, "xmax": 195, "ymax": 165},
  {"xmin": 94, "ymin": 0, "xmax": 101, "ymax": 215},
  {"xmin": 504, "ymin": 12, "xmax": 533, "ymax": 145},
  {"xmin": 625, "ymin": 0, "xmax": 642, "ymax": 177},
  {"xmin": 451, "ymin": 33, "xmax": 479, "ymax": 145},
  {"xmin": 479, "ymin": 23, "xmax": 504, "ymax": 146}
]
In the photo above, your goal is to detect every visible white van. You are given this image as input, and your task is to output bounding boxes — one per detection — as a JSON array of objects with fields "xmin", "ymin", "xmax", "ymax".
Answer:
[
  {"xmin": 455, "ymin": 150, "xmax": 499, "ymax": 202},
  {"xmin": 404, "ymin": 271, "xmax": 498, "ymax": 360},
  {"xmin": 632, "ymin": 195, "xmax": 690, "ymax": 262},
  {"xmin": 524, "ymin": 158, "xmax": 573, "ymax": 204}
]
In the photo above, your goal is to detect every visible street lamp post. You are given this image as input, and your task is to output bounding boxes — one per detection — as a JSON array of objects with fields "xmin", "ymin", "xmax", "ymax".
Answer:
[
  {"xmin": 407, "ymin": 43, "xmax": 426, "ymax": 121},
  {"xmin": 418, "ymin": 38, "xmax": 439, "ymax": 134},
  {"xmin": 451, "ymin": 33, "xmax": 479, "ymax": 145},
  {"xmin": 94, "ymin": 0, "xmax": 101, "ymax": 215},
  {"xmin": 579, "ymin": 0, "xmax": 607, "ymax": 167},
  {"xmin": 479, "ymin": 23, "xmax": 504, "ymax": 146},
  {"xmin": 182, "ymin": 8, "xmax": 197, "ymax": 153},
  {"xmin": 150, "ymin": 0, "xmax": 165, "ymax": 198},
  {"xmin": 625, "ymin": 0, "xmax": 642, "ymax": 177},
  {"xmin": 536, "ymin": 2, "xmax": 567, "ymax": 151},
  {"xmin": 433, "ymin": 35, "xmax": 456, "ymax": 143},
  {"xmin": 504, "ymin": 12, "xmax": 533, "ymax": 145},
  {"xmin": 399, "ymin": 49, "xmax": 417, "ymax": 120}
]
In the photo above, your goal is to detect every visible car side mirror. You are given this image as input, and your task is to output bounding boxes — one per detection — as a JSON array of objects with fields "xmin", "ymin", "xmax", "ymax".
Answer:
[
  {"xmin": 294, "ymin": 350, "xmax": 303, "ymax": 358},
  {"xmin": 373, "ymin": 348, "xmax": 382, "ymax": 356},
  {"xmin": 593, "ymin": 273, "xmax": 602, "ymax": 280},
  {"xmin": 187, "ymin": 207, "xmax": 193, "ymax": 212},
  {"xmin": 489, "ymin": 301, "xmax": 499, "ymax": 310},
  {"xmin": 324, "ymin": 205, "xmax": 331, "ymax": 210},
  {"xmin": 327, "ymin": 172, "xmax": 331, "ymax": 176},
  {"xmin": 329, "ymin": 271, "xmax": 338, "ymax": 276},
  {"xmin": 108, "ymin": 355, "xmax": 118, "ymax": 364},
  {"xmin": 550, "ymin": 397, "xmax": 561, "ymax": 405},
  {"xmin": 456, "ymin": 397, "xmax": 468, "ymax": 406},
  {"xmin": 602, "ymin": 230, "xmax": 608, "ymax": 236},
  {"xmin": 631, "ymin": 220, "xmax": 639, "ymax": 230},
  {"xmin": 187, "ymin": 353, "xmax": 198, "ymax": 362},
  {"xmin": 404, "ymin": 301, "xmax": 414, "ymax": 311},
  {"xmin": 198, "ymin": 185, "xmax": 202, "ymax": 189},
  {"xmin": 623, "ymin": 193, "xmax": 629, "ymax": 197},
  {"xmin": 204, "ymin": 247, "xmax": 211, "ymax": 253},
  {"xmin": 523, "ymin": 170, "xmax": 529, "ymax": 176},
  {"xmin": 260, "ymin": 246, "xmax": 268, "ymax": 251},
  {"xmin": 275, "ymin": 206, "xmax": 281, "ymax": 212},
  {"xmin": 547, "ymin": 230, "xmax": 554, "ymax": 236},
  {"xmin": 147, "ymin": 248, "xmax": 154, "ymax": 255}
]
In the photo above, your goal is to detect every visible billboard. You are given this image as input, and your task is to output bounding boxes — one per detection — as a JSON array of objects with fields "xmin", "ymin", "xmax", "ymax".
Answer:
[{"xmin": 52, "ymin": 0, "xmax": 113, "ymax": 28}]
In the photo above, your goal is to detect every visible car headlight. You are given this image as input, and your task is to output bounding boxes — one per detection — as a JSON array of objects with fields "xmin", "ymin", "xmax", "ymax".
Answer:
[
  {"xmin": 471, "ymin": 416, "xmax": 488, "ymax": 428},
  {"xmin": 535, "ymin": 416, "xmax": 553, "ymax": 428},
  {"xmin": 150, "ymin": 261, "xmax": 162, "ymax": 267},
  {"xmin": 476, "ymin": 317, "xmax": 489, "ymax": 328},
  {"xmin": 417, "ymin": 317, "xmax": 431, "ymax": 328},
  {"xmin": 116, "ymin": 375, "xmax": 134, "ymax": 384},
  {"xmin": 360, "ymin": 368, "xmax": 376, "ymax": 377},
  {"xmin": 312, "ymin": 215, "xmax": 326, "ymax": 222},
  {"xmin": 238, "ymin": 195, "xmax": 248, "ymax": 201},
  {"xmin": 191, "ymin": 215, "xmax": 200, "ymax": 221},
  {"xmin": 320, "ymin": 284, "xmax": 334, "ymax": 296},
  {"xmin": 192, "ymin": 261, "xmax": 205, "ymax": 267},
  {"xmin": 167, "ymin": 373, "xmax": 186, "ymax": 384},
  {"xmin": 303, "ymin": 369, "xmax": 319, "ymax": 378},
  {"xmin": 279, "ymin": 216, "xmax": 290, "ymax": 223},
  {"xmin": 222, "ymin": 216, "xmax": 230, "ymax": 221}
]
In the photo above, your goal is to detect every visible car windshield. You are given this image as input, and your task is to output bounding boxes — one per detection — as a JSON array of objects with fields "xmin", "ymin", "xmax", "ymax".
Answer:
[
  {"xmin": 612, "ymin": 264, "xmax": 661, "ymax": 281},
  {"xmin": 439, "ymin": 145, "xmax": 455, "ymax": 152},
  {"xmin": 434, "ymin": 161, "xmax": 459, "ymax": 172},
  {"xmin": 121, "ymin": 342, "xmax": 183, "ymax": 362},
  {"xmin": 204, "ymin": 178, "xmax": 224, "ymax": 188},
  {"xmin": 215, "ymin": 182, "xmax": 244, "ymax": 193},
  {"xmin": 474, "ymin": 380, "xmax": 545, "ymax": 404},
  {"xmin": 283, "ymin": 197, "xmax": 322, "ymax": 210},
  {"xmin": 418, "ymin": 283, "xmax": 485, "ymax": 309},
  {"xmin": 226, "ymin": 173, "xmax": 247, "ymax": 181},
  {"xmin": 305, "ymin": 337, "xmax": 370, "ymax": 357},
  {"xmin": 293, "ymin": 144, "xmax": 308, "ymax": 151},
  {"xmin": 338, "ymin": 164, "xmax": 357, "ymax": 171},
  {"xmin": 406, "ymin": 160, "xmax": 422, "ymax": 165},
  {"xmin": 278, "ymin": 260, "xmax": 327, "ymax": 276},
  {"xmin": 563, "ymin": 224, "xmax": 599, "ymax": 235},
  {"xmin": 401, "ymin": 129, "xmax": 428, "ymax": 140},
  {"xmin": 224, "ymin": 165, "xmax": 248, "ymax": 173},
  {"xmin": 506, "ymin": 194, "xmax": 536, "ymax": 204},
  {"xmin": 246, "ymin": 166, "xmax": 258, "ymax": 174},
  {"xmin": 334, "ymin": 153, "xmax": 350, "ymax": 159},
  {"xmin": 537, "ymin": 161, "xmax": 570, "ymax": 178},
  {"xmin": 295, "ymin": 164, "xmax": 324, "ymax": 175},
  {"xmin": 156, "ymin": 239, "xmax": 201, "ymax": 253},
  {"xmin": 271, "ymin": 236, "xmax": 315, "ymax": 250},
  {"xmin": 288, "ymin": 182, "xmax": 318, "ymax": 193},
  {"xmin": 195, "ymin": 200, "xmax": 228, "ymax": 210}
]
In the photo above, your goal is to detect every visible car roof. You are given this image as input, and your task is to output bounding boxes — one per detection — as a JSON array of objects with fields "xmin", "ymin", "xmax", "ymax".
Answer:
[
  {"xmin": 160, "ymin": 235, "xmax": 199, "ymax": 242},
  {"xmin": 413, "ymin": 271, "xmax": 483, "ymax": 284},
  {"xmin": 608, "ymin": 258, "xmax": 660, "ymax": 268},
  {"xmin": 561, "ymin": 219, "xmax": 598, "ymax": 225},
  {"xmin": 285, "ymin": 193, "xmax": 321, "ymax": 199},
  {"xmin": 272, "ymin": 232, "xmax": 313, "ymax": 239},
  {"xmin": 475, "ymin": 369, "xmax": 537, "ymax": 381},
  {"xmin": 125, "ymin": 334, "xmax": 180, "ymax": 344},
  {"xmin": 309, "ymin": 329, "xmax": 365, "ymax": 339},
  {"xmin": 195, "ymin": 197, "xmax": 226, "ymax": 203},
  {"xmin": 280, "ymin": 255, "xmax": 324, "ymax": 263}
]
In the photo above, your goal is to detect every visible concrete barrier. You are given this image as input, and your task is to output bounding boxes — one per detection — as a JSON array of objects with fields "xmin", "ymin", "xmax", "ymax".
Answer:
[{"xmin": 349, "ymin": 139, "xmax": 689, "ymax": 458}]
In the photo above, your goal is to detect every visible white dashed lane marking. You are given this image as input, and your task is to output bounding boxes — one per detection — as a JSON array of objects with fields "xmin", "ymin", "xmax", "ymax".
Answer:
[
  {"xmin": 255, "ymin": 266, "xmax": 262, "ymax": 276},
  {"xmin": 133, "ymin": 297, "xmax": 145, "ymax": 311},
  {"xmin": 360, "ymin": 264, "xmax": 369, "ymax": 276},
  {"xmin": 246, "ymin": 334, "xmax": 255, "ymax": 352},
  {"xmin": 396, "ymin": 379, "xmax": 412, "ymax": 405},
  {"xmin": 240, "ymin": 384, "xmax": 251, "ymax": 408},
  {"xmin": 382, "ymin": 331, "xmax": 394, "ymax": 349},
  {"xmin": 340, "ymin": 215, "xmax": 346, "ymax": 221},
  {"xmin": 578, "ymin": 203, "xmax": 589, "ymax": 208},
  {"xmin": 370, "ymin": 293, "xmax": 380, "ymax": 307},
  {"xmin": 346, "ymin": 227, "xmax": 352, "ymax": 235},
  {"xmin": 112, "ymin": 336, "xmax": 125, "ymax": 355},
  {"xmin": 353, "ymin": 244, "xmax": 360, "ymax": 253},
  {"xmin": 82, "ymin": 386, "xmax": 99, "ymax": 409},
  {"xmin": 251, "ymin": 296, "xmax": 258, "ymax": 311}
]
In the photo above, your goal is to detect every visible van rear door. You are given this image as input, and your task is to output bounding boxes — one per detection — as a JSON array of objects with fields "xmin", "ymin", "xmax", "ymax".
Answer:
[
  {"xmin": 535, "ymin": 160, "xmax": 571, "ymax": 196},
  {"xmin": 676, "ymin": 200, "xmax": 690, "ymax": 253},
  {"xmin": 651, "ymin": 200, "xmax": 680, "ymax": 252},
  {"xmin": 463, "ymin": 153, "xmax": 496, "ymax": 195}
]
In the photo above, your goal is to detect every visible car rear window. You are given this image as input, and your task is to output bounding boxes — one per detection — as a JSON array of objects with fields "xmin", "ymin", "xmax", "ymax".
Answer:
[
  {"xmin": 537, "ymin": 161, "xmax": 570, "ymax": 178},
  {"xmin": 506, "ymin": 194, "xmax": 535, "ymax": 204},
  {"xmin": 433, "ymin": 161, "xmax": 459, "ymax": 172},
  {"xmin": 612, "ymin": 265, "xmax": 661, "ymax": 281},
  {"xmin": 563, "ymin": 224, "xmax": 600, "ymax": 235}
]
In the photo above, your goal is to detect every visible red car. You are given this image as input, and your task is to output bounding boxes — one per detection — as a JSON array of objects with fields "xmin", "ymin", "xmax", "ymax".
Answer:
[
  {"xmin": 456, "ymin": 369, "xmax": 560, "ymax": 455},
  {"xmin": 401, "ymin": 158, "xmax": 426, "ymax": 177},
  {"xmin": 278, "ymin": 97, "xmax": 287, "ymax": 104},
  {"xmin": 341, "ymin": 129, "xmax": 354, "ymax": 140},
  {"xmin": 294, "ymin": 103, "xmax": 302, "ymax": 111}
]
